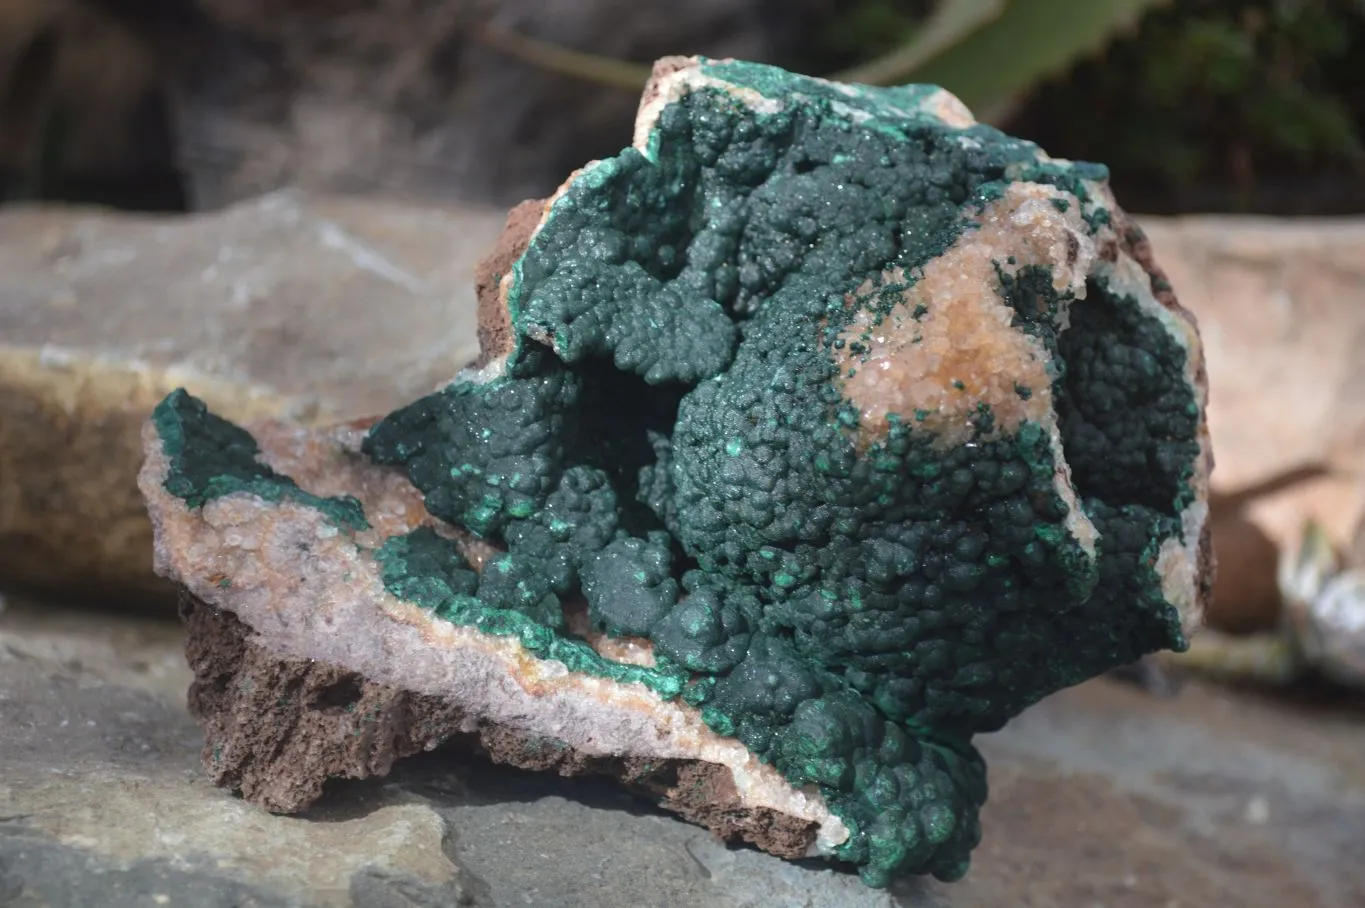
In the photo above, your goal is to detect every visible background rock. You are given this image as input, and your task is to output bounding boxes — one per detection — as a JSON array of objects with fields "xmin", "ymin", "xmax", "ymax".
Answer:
[
  {"xmin": 1141, "ymin": 216, "xmax": 1365, "ymax": 630},
  {"xmin": 76, "ymin": 0, "xmax": 833, "ymax": 210},
  {"xmin": 1143, "ymin": 217, "xmax": 1365, "ymax": 527},
  {"xmin": 0, "ymin": 595, "xmax": 474, "ymax": 907},
  {"xmin": 0, "ymin": 0, "xmax": 181, "ymax": 210},
  {"xmin": 1, "ymin": 592, "xmax": 1360, "ymax": 907},
  {"xmin": 0, "ymin": 190, "xmax": 505, "ymax": 603},
  {"xmin": 0, "ymin": 0, "xmax": 833, "ymax": 210}
]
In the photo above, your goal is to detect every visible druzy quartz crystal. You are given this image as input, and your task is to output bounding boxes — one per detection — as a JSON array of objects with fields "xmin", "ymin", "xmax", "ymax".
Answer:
[{"xmin": 140, "ymin": 56, "xmax": 1212, "ymax": 887}]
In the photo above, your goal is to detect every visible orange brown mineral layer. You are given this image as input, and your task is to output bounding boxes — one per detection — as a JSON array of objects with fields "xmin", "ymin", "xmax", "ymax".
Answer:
[{"xmin": 473, "ymin": 198, "xmax": 548, "ymax": 366}]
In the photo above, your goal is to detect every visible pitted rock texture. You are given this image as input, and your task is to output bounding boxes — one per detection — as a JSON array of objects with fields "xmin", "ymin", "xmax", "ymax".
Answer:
[
  {"xmin": 141, "ymin": 57, "xmax": 1212, "ymax": 888},
  {"xmin": 180, "ymin": 590, "xmax": 819, "ymax": 859}
]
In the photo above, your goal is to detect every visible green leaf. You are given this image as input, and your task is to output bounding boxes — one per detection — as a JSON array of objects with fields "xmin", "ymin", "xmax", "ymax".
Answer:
[
  {"xmin": 475, "ymin": 23, "xmax": 653, "ymax": 91},
  {"xmin": 472, "ymin": 0, "xmax": 1174, "ymax": 123},
  {"xmin": 834, "ymin": 0, "xmax": 1005, "ymax": 86},
  {"xmin": 907, "ymin": 0, "xmax": 1175, "ymax": 119}
]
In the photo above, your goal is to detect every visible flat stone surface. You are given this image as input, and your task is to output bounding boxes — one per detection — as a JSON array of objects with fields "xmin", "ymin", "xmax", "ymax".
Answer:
[
  {"xmin": 0, "ymin": 192, "xmax": 507, "ymax": 602},
  {"xmin": 2, "ymin": 592, "xmax": 1360, "ymax": 908}
]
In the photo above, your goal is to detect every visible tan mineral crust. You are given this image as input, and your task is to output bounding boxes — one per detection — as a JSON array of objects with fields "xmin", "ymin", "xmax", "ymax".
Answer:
[
  {"xmin": 833, "ymin": 183, "xmax": 1105, "ymax": 562},
  {"xmin": 836, "ymin": 184, "xmax": 1087, "ymax": 450}
]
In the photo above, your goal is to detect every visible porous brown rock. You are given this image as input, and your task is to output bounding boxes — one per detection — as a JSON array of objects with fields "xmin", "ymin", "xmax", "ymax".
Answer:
[
  {"xmin": 180, "ymin": 590, "xmax": 819, "ymax": 857},
  {"xmin": 472, "ymin": 197, "xmax": 545, "ymax": 366}
]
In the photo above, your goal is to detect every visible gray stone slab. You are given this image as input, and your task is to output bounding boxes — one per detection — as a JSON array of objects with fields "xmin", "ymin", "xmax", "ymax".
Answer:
[{"xmin": 2, "ymin": 592, "xmax": 1361, "ymax": 908}]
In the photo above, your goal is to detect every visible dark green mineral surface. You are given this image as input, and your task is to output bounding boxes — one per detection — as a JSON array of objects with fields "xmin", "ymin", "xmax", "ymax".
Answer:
[
  {"xmin": 152, "ymin": 389, "xmax": 368, "ymax": 531},
  {"xmin": 149, "ymin": 58, "xmax": 1206, "ymax": 887}
]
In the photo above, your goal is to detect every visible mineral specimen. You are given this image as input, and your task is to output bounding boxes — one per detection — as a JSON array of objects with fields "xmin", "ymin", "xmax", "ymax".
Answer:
[{"xmin": 140, "ymin": 56, "xmax": 1213, "ymax": 887}]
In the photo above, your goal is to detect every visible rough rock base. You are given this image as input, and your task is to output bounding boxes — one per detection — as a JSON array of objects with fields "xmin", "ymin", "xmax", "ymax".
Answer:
[{"xmin": 179, "ymin": 591, "xmax": 819, "ymax": 859}]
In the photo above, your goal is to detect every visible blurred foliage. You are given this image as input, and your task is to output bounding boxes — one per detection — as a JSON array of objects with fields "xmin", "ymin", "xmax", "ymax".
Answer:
[
  {"xmin": 4, "ymin": 0, "xmax": 1364, "ymax": 214},
  {"xmin": 819, "ymin": 0, "xmax": 936, "ymax": 61},
  {"xmin": 1004, "ymin": 0, "xmax": 1365, "ymax": 213},
  {"xmin": 829, "ymin": 0, "xmax": 1003, "ymax": 87},
  {"xmin": 478, "ymin": 0, "xmax": 1172, "ymax": 118},
  {"xmin": 821, "ymin": 0, "xmax": 1172, "ymax": 120},
  {"xmin": 486, "ymin": 0, "xmax": 1365, "ymax": 213}
]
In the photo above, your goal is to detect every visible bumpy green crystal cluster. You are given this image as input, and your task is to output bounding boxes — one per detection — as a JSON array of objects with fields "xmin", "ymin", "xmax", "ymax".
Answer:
[{"xmin": 152, "ymin": 58, "xmax": 1205, "ymax": 887}]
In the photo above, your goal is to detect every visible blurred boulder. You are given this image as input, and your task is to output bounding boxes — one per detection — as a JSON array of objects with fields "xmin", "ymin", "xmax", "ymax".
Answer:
[
  {"xmin": 1141, "ymin": 216, "xmax": 1365, "ymax": 632},
  {"xmin": 0, "ymin": 190, "xmax": 506, "ymax": 604}
]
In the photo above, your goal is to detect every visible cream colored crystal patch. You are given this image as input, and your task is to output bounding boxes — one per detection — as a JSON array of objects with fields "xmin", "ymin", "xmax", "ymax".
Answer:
[{"xmin": 833, "ymin": 183, "xmax": 1095, "ymax": 451}]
